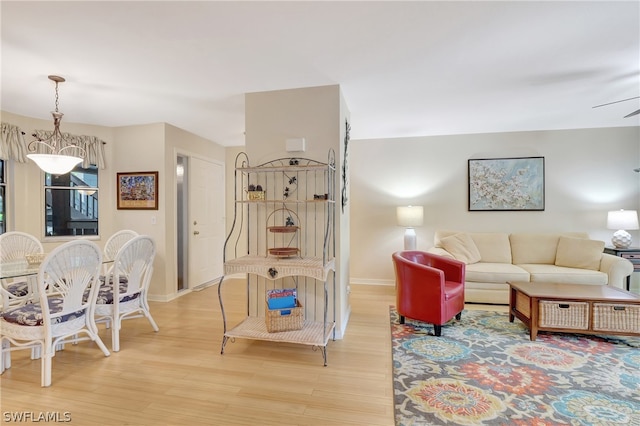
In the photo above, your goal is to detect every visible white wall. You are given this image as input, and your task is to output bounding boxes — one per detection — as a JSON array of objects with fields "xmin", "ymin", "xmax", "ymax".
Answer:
[{"xmin": 349, "ymin": 126, "xmax": 640, "ymax": 286}]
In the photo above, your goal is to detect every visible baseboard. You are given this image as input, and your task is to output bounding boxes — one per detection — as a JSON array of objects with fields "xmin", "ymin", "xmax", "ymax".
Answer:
[{"xmin": 349, "ymin": 277, "xmax": 395, "ymax": 286}]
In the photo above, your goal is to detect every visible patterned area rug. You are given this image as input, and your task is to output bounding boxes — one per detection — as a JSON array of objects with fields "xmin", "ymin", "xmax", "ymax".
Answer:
[{"xmin": 390, "ymin": 307, "xmax": 640, "ymax": 425}]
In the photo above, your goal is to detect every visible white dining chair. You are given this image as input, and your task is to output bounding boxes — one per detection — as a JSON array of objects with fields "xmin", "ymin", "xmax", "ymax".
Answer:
[
  {"xmin": 0, "ymin": 240, "xmax": 110, "ymax": 387},
  {"xmin": 102, "ymin": 229, "xmax": 139, "ymax": 276},
  {"xmin": 0, "ymin": 231, "xmax": 44, "ymax": 310},
  {"xmin": 95, "ymin": 235, "xmax": 159, "ymax": 352}
]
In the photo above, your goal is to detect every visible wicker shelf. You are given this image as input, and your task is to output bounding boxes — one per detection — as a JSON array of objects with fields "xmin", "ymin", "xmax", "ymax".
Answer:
[
  {"xmin": 218, "ymin": 151, "xmax": 336, "ymax": 365},
  {"xmin": 225, "ymin": 317, "xmax": 335, "ymax": 347},
  {"xmin": 224, "ymin": 255, "xmax": 335, "ymax": 281}
]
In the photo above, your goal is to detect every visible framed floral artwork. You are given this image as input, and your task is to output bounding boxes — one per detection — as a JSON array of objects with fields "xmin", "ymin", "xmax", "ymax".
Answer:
[
  {"xmin": 117, "ymin": 171, "xmax": 158, "ymax": 210},
  {"xmin": 468, "ymin": 157, "xmax": 544, "ymax": 211}
]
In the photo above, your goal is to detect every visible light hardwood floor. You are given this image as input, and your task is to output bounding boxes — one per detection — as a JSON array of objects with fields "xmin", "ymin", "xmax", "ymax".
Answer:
[{"xmin": 0, "ymin": 281, "xmax": 506, "ymax": 426}]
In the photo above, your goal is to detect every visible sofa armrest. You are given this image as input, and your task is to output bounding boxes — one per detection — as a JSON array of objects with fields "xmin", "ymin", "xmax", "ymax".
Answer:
[{"xmin": 599, "ymin": 253, "xmax": 634, "ymax": 289}]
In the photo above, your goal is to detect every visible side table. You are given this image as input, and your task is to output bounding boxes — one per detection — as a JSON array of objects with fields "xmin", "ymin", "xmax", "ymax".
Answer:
[{"xmin": 604, "ymin": 246, "xmax": 640, "ymax": 291}]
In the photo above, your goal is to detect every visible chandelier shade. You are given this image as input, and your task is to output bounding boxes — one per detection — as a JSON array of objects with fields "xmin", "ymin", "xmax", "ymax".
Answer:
[
  {"xmin": 26, "ymin": 153, "xmax": 83, "ymax": 175},
  {"xmin": 27, "ymin": 75, "xmax": 86, "ymax": 175}
]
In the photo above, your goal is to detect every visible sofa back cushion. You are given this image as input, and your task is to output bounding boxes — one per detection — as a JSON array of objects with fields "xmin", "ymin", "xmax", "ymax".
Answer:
[
  {"xmin": 439, "ymin": 233, "xmax": 481, "ymax": 264},
  {"xmin": 469, "ymin": 232, "xmax": 512, "ymax": 263},
  {"xmin": 434, "ymin": 230, "xmax": 511, "ymax": 263},
  {"xmin": 555, "ymin": 236, "xmax": 605, "ymax": 270},
  {"xmin": 510, "ymin": 233, "xmax": 559, "ymax": 264},
  {"xmin": 510, "ymin": 232, "xmax": 589, "ymax": 265}
]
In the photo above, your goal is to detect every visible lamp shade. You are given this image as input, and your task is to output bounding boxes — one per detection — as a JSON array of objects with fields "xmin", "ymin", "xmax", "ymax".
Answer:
[
  {"xmin": 607, "ymin": 210, "xmax": 639, "ymax": 230},
  {"xmin": 27, "ymin": 153, "xmax": 82, "ymax": 175},
  {"xmin": 397, "ymin": 206, "xmax": 424, "ymax": 227}
]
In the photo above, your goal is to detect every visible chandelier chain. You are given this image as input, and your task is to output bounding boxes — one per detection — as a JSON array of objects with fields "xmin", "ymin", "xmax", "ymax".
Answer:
[{"xmin": 54, "ymin": 81, "xmax": 60, "ymax": 113}]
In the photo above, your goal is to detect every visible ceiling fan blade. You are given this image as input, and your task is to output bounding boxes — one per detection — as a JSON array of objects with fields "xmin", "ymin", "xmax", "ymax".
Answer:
[
  {"xmin": 592, "ymin": 96, "xmax": 640, "ymax": 108},
  {"xmin": 624, "ymin": 109, "xmax": 640, "ymax": 118}
]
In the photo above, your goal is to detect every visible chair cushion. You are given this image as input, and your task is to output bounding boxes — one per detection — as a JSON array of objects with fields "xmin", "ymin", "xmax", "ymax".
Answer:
[
  {"xmin": 1, "ymin": 298, "xmax": 85, "ymax": 326},
  {"xmin": 443, "ymin": 280, "xmax": 464, "ymax": 301},
  {"xmin": 440, "ymin": 233, "xmax": 481, "ymax": 264},
  {"xmin": 555, "ymin": 236, "xmax": 604, "ymax": 271},
  {"xmin": 94, "ymin": 276, "xmax": 139, "ymax": 305},
  {"xmin": 5, "ymin": 280, "xmax": 29, "ymax": 297}
]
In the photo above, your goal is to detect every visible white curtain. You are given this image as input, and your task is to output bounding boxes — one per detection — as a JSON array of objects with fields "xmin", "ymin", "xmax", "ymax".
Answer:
[{"xmin": 0, "ymin": 122, "xmax": 29, "ymax": 162}]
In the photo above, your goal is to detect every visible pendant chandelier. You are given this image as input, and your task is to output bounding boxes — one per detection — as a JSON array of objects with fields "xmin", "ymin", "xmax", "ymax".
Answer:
[{"xmin": 27, "ymin": 75, "xmax": 85, "ymax": 175}]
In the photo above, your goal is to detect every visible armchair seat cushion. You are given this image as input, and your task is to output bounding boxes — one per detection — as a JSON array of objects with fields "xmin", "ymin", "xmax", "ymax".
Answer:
[
  {"xmin": 1, "ymin": 297, "xmax": 84, "ymax": 326},
  {"xmin": 444, "ymin": 280, "xmax": 465, "ymax": 300}
]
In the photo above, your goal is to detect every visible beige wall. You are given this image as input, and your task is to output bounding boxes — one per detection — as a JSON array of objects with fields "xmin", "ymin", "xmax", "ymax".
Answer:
[
  {"xmin": 349, "ymin": 126, "xmax": 640, "ymax": 288},
  {"xmin": 4, "ymin": 109, "xmax": 639, "ymax": 300},
  {"xmin": 1, "ymin": 110, "xmax": 115, "ymax": 251},
  {"xmin": 1, "ymin": 111, "xmax": 226, "ymax": 301},
  {"xmin": 244, "ymin": 85, "xmax": 351, "ymax": 337}
]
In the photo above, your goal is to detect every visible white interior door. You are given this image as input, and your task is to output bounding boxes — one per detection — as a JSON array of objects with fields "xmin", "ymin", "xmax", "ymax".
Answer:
[{"xmin": 188, "ymin": 157, "xmax": 224, "ymax": 288}]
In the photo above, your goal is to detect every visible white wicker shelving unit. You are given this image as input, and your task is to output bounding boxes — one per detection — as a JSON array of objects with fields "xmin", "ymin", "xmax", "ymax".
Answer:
[{"xmin": 217, "ymin": 150, "xmax": 336, "ymax": 365}]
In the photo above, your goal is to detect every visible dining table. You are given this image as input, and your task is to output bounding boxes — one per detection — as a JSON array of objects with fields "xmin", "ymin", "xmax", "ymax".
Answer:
[{"xmin": 0, "ymin": 258, "xmax": 114, "ymax": 280}]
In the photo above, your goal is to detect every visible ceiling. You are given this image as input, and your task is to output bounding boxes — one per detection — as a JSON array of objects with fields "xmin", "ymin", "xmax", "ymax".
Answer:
[{"xmin": 2, "ymin": 1, "xmax": 639, "ymax": 147}]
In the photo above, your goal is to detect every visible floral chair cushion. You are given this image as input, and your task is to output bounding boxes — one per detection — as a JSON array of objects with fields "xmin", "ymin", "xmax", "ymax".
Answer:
[
  {"xmin": 93, "ymin": 276, "xmax": 139, "ymax": 305},
  {"xmin": 4, "ymin": 280, "xmax": 29, "ymax": 297},
  {"xmin": 1, "ymin": 297, "xmax": 85, "ymax": 326}
]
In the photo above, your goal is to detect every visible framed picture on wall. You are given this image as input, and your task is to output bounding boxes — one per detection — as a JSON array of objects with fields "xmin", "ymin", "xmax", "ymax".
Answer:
[
  {"xmin": 117, "ymin": 171, "xmax": 159, "ymax": 210},
  {"xmin": 468, "ymin": 157, "xmax": 544, "ymax": 211}
]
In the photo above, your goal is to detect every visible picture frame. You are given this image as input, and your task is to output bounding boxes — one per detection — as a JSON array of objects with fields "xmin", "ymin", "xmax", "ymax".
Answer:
[
  {"xmin": 117, "ymin": 171, "xmax": 159, "ymax": 210},
  {"xmin": 468, "ymin": 157, "xmax": 544, "ymax": 211}
]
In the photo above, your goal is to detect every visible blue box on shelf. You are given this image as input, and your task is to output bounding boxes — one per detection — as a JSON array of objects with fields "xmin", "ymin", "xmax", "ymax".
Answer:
[{"xmin": 266, "ymin": 288, "xmax": 297, "ymax": 311}]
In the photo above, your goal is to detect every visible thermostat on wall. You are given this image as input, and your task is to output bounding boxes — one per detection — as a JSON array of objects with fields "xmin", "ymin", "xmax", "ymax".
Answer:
[{"xmin": 286, "ymin": 138, "xmax": 306, "ymax": 152}]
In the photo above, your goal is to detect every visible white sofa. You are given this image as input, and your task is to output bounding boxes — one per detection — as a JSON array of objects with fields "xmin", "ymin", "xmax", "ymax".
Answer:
[{"xmin": 427, "ymin": 230, "xmax": 634, "ymax": 304}]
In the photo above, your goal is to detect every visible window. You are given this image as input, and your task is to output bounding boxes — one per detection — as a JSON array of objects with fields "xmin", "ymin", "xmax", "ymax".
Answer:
[
  {"xmin": 0, "ymin": 159, "xmax": 5, "ymax": 234},
  {"xmin": 45, "ymin": 165, "xmax": 99, "ymax": 237}
]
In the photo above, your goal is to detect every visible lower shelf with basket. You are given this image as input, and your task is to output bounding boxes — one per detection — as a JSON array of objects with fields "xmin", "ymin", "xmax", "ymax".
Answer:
[{"xmin": 223, "ymin": 317, "xmax": 335, "ymax": 347}]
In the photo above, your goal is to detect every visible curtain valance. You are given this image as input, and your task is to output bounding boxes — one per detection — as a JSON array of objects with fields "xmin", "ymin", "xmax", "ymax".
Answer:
[
  {"xmin": 0, "ymin": 122, "xmax": 29, "ymax": 163},
  {"xmin": 0, "ymin": 122, "xmax": 107, "ymax": 169}
]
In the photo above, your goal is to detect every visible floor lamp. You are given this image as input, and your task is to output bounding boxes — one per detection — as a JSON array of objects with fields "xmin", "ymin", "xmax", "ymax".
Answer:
[{"xmin": 397, "ymin": 206, "xmax": 424, "ymax": 250}]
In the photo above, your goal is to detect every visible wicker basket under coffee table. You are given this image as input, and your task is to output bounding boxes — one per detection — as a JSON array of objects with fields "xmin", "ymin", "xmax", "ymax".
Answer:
[{"xmin": 508, "ymin": 282, "xmax": 640, "ymax": 341}]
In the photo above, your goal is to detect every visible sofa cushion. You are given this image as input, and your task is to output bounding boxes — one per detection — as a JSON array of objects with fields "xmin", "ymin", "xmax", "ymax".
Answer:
[
  {"xmin": 517, "ymin": 264, "xmax": 607, "ymax": 285},
  {"xmin": 510, "ymin": 233, "xmax": 561, "ymax": 265},
  {"xmin": 555, "ymin": 236, "xmax": 604, "ymax": 271},
  {"xmin": 465, "ymin": 262, "xmax": 530, "ymax": 284},
  {"xmin": 469, "ymin": 232, "xmax": 512, "ymax": 263},
  {"xmin": 440, "ymin": 233, "xmax": 481, "ymax": 264}
]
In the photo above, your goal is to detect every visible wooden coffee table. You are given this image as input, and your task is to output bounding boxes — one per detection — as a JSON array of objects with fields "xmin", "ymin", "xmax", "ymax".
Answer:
[{"xmin": 508, "ymin": 282, "xmax": 640, "ymax": 341}]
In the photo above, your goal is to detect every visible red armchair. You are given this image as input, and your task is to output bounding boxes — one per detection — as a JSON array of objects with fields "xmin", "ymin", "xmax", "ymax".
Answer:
[{"xmin": 392, "ymin": 251, "xmax": 465, "ymax": 336}]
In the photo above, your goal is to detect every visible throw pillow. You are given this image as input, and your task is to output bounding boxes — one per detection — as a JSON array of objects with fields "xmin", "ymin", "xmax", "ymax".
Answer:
[
  {"xmin": 555, "ymin": 236, "xmax": 605, "ymax": 271},
  {"xmin": 440, "ymin": 233, "xmax": 481, "ymax": 264}
]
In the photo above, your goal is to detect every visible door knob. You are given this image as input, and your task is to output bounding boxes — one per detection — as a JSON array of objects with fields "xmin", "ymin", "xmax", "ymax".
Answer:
[{"xmin": 193, "ymin": 230, "xmax": 200, "ymax": 235}]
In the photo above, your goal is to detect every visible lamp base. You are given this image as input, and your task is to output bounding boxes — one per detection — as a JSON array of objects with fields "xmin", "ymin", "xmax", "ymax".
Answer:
[
  {"xmin": 404, "ymin": 228, "xmax": 417, "ymax": 251},
  {"xmin": 611, "ymin": 230, "xmax": 632, "ymax": 248}
]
